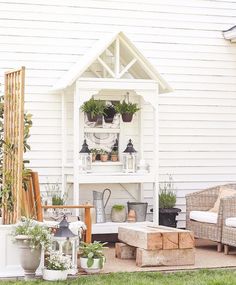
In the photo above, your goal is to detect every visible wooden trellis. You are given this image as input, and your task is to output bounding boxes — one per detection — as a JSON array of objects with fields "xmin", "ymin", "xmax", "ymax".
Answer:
[{"xmin": 3, "ymin": 67, "xmax": 25, "ymax": 224}]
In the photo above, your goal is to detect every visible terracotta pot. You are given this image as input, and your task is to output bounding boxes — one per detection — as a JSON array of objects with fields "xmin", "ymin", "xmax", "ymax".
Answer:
[
  {"xmin": 80, "ymin": 257, "xmax": 105, "ymax": 274},
  {"xmin": 111, "ymin": 208, "xmax": 126, "ymax": 222},
  {"xmin": 111, "ymin": 155, "xmax": 118, "ymax": 162},
  {"xmin": 15, "ymin": 235, "xmax": 42, "ymax": 280},
  {"xmin": 92, "ymin": 154, "xmax": 96, "ymax": 162},
  {"xmin": 121, "ymin": 113, "xmax": 133, "ymax": 122},
  {"xmin": 100, "ymin": 154, "xmax": 108, "ymax": 162},
  {"xmin": 43, "ymin": 269, "xmax": 68, "ymax": 281},
  {"xmin": 86, "ymin": 113, "xmax": 98, "ymax": 122},
  {"xmin": 127, "ymin": 209, "xmax": 136, "ymax": 222}
]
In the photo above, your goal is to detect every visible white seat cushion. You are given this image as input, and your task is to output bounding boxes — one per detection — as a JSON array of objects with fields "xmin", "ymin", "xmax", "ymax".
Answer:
[
  {"xmin": 190, "ymin": 211, "xmax": 218, "ymax": 224},
  {"xmin": 225, "ymin": 217, "xmax": 236, "ymax": 228}
]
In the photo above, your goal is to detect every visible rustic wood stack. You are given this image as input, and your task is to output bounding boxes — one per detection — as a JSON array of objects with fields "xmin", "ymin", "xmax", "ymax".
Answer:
[{"xmin": 116, "ymin": 225, "xmax": 195, "ymax": 267}]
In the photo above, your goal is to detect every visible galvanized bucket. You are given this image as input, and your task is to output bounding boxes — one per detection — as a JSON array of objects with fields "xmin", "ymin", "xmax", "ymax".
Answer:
[{"xmin": 127, "ymin": 202, "xmax": 148, "ymax": 222}]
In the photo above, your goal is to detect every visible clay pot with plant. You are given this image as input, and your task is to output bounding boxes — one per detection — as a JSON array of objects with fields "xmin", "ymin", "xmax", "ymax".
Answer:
[
  {"xmin": 115, "ymin": 100, "xmax": 140, "ymax": 122},
  {"xmin": 111, "ymin": 204, "xmax": 126, "ymax": 222},
  {"xmin": 100, "ymin": 150, "xmax": 108, "ymax": 162},
  {"xmin": 103, "ymin": 105, "xmax": 117, "ymax": 123},
  {"xmin": 81, "ymin": 98, "xmax": 105, "ymax": 122},
  {"xmin": 90, "ymin": 149, "xmax": 97, "ymax": 162},
  {"xmin": 110, "ymin": 150, "xmax": 119, "ymax": 162},
  {"xmin": 158, "ymin": 175, "xmax": 181, "ymax": 228}
]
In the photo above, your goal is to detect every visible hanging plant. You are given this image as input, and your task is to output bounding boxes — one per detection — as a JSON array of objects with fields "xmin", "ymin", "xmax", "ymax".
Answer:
[
  {"xmin": 103, "ymin": 105, "xmax": 117, "ymax": 123},
  {"xmin": 115, "ymin": 100, "xmax": 140, "ymax": 122},
  {"xmin": 81, "ymin": 98, "xmax": 105, "ymax": 122}
]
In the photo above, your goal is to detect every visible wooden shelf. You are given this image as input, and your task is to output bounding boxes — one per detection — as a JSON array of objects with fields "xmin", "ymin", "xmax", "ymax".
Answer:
[
  {"xmin": 92, "ymin": 161, "xmax": 122, "ymax": 166},
  {"xmin": 84, "ymin": 127, "xmax": 120, "ymax": 133},
  {"xmin": 66, "ymin": 172, "xmax": 155, "ymax": 184}
]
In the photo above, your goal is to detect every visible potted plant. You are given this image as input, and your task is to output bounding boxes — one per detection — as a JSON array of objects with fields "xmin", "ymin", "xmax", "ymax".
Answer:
[
  {"xmin": 115, "ymin": 100, "xmax": 140, "ymax": 122},
  {"xmin": 81, "ymin": 98, "xmax": 105, "ymax": 122},
  {"xmin": 158, "ymin": 175, "xmax": 181, "ymax": 228},
  {"xmin": 110, "ymin": 150, "xmax": 119, "ymax": 162},
  {"xmin": 103, "ymin": 104, "xmax": 117, "ymax": 123},
  {"xmin": 111, "ymin": 204, "xmax": 126, "ymax": 222},
  {"xmin": 100, "ymin": 150, "xmax": 108, "ymax": 162},
  {"xmin": 90, "ymin": 148, "xmax": 97, "ymax": 162},
  {"xmin": 13, "ymin": 218, "xmax": 52, "ymax": 280},
  {"xmin": 79, "ymin": 241, "xmax": 107, "ymax": 274},
  {"xmin": 52, "ymin": 194, "xmax": 64, "ymax": 205},
  {"xmin": 43, "ymin": 251, "xmax": 71, "ymax": 281}
]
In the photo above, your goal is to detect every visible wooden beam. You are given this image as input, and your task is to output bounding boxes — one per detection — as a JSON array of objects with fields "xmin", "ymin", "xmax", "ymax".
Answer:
[
  {"xmin": 119, "ymin": 58, "xmax": 137, "ymax": 78},
  {"xmin": 97, "ymin": 56, "xmax": 115, "ymax": 78}
]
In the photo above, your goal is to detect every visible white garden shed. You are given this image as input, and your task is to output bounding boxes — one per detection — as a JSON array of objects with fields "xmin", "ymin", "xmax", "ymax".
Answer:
[{"xmin": 51, "ymin": 31, "xmax": 172, "ymax": 233}]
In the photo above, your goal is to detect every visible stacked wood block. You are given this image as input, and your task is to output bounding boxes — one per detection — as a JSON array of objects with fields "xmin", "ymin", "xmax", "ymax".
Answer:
[{"xmin": 116, "ymin": 225, "xmax": 195, "ymax": 267}]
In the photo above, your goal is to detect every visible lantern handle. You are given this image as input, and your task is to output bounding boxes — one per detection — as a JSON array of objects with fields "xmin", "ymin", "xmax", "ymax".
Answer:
[{"xmin": 102, "ymin": 188, "xmax": 111, "ymax": 209}]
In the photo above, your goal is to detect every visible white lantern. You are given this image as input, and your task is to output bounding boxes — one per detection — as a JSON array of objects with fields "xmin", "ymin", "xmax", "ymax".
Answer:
[
  {"xmin": 79, "ymin": 140, "xmax": 92, "ymax": 173},
  {"xmin": 122, "ymin": 139, "xmax": 137, "ymax": 173},
  {"xmin": 53, "ymin": 216, "xmax": 79, "ymax": 275}
]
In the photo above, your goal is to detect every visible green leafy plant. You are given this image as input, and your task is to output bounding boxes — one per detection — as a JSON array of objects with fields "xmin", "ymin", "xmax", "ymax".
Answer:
[
  {"xmin": 45, "ymin": 251, "xmax": 71, "ymax": 271},
  {"xmin": 100, "ymin": 150, "xmax": 108, "ymax": 155},
  {"xmin": 81, "ymin": 98, "xmax": 105, "ymax": 119},
  {"xmin": 52, "ymin": 195, "xmax": 64, "ymax": 206},
  {"xmin": 44, "ymin": 181, "xmax": 67, "ymax": 206},
  {"xmin": 112, "ymin": 204, "xmax": 125, "ymax": 211},
  {"xmin": 111, "ymin": 150, "xmax": 118, "ymax": 155},
  {"xmin": 115, "ymin": 100, "xmax": 140, "ymax": 115},
  {"xmin": 159, "ymin": 175, "xmax": 176, "ymax": 209},
  {"xmin": 79, "ymin": 241, "xmax": 107, "ymax": 268},
  {"xmin": 13, "ymin": 218, "xmax": 52, "ymax": 250}
]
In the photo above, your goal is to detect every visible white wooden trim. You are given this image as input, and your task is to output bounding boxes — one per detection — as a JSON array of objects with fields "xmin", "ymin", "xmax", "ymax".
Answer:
[
  {"xmin": 61, "ymin": 91, "xmax": 66, "ymax": 196},
  {"xmin": 119, "ymin": 58, "xmax": 137, "ymax": 78},
  {"xmin": 97, "ymin": 56, "xmax": 115, "ymax": 78},
  {"xmin": 153, "ymin": 84, "xmax": 159, "ymax": 225},
  {"xmin": 115, "ymin": 37, "xmax": 120, "ymax": 78}
]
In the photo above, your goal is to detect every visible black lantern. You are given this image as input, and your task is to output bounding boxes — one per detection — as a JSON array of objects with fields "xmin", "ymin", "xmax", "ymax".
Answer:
[
  {"xmin": 79, "ymin": 139, "xmax": 92, "ymax": 173},
  {"xmin": 122, "ymin": 139, "xmax": 137, "ymax": 173},
  {"xmin": 53, "ymin": 216, "xmax": 79, "ymax": 274}
]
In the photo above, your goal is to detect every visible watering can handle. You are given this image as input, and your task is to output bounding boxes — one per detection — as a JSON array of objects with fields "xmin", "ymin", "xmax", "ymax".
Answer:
[{"xmin": 102, "ymin": 188, "xmax": 111, "ymax": 208}]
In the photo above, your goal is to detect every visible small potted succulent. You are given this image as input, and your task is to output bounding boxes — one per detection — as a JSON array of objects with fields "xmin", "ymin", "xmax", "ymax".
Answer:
[
  {"xmin": 90, "ymin": 148, "xmax": 98, "ymax": 162},
  {"xmin": 115, "ymin": 100, "xmax": 140, "ymax": 122},
  {"xmin": 43, "ymin": 251, "xmax": 71, "ymax": 281},
  {"xmin": 100, "ymin": 150, "xmax": 109, "ymax": 162},
  {"xmin": 158, "ymin": 175, "xmax": 181, "ymax": 228},
  {"xmin": 81, "ymin": 98, "xmax": 105, "ymax": 122},
  {"xmin": 111, "ymin": 204, "xmax": 126, "ymax": 222},
  {"xmin": 13, "ymin": 218, "xmax": 52, "ymax": 280},
  {"xmin": 110, "ymin": 150, "xmax": 119, "ymax": 162},
  {"xmin": 103, "ymin": 104, "xmax": 117, "ymax": 123},
  {"xmin": 79, "ymin": 241, "xmax": 107, "ymax": 274}
]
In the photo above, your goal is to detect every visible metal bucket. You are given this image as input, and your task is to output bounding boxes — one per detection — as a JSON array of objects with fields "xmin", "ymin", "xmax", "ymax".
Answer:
[{"xmin": 127, "ymin": 202, "xmax": 148, "ymax": 222}]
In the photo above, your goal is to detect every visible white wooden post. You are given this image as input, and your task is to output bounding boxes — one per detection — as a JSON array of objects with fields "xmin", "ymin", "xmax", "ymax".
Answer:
[
  {"xmin": 153, "ymin": 84, "xmax": 159, "ymax": 225},
  {"xmin": 73, "ymin": 81, "xmax": 80, "ymax": 211},
  {"xmin": 61, "ymin": 91, "xmax": 66, "ymax": 196}
]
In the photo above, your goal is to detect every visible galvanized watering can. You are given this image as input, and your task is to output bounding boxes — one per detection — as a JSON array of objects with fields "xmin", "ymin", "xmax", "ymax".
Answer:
[{"xmin": 93, "ymin": 188, "xmax": 111, "ymax": 223}]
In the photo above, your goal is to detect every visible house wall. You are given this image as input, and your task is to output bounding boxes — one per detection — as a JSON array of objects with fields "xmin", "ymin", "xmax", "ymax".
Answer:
[{"xmin": 1, "ymin": 0, "xmax": 236, "ymax": 227}]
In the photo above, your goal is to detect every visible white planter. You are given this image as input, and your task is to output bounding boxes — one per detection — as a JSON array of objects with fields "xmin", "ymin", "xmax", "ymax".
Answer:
[
  {"xmin": 80, "ymin": 257, "xmax": 104, "ymax": 274},
  {"xmin": 42, "ymin": 269, "xmax": 68, "ymax": 281}
]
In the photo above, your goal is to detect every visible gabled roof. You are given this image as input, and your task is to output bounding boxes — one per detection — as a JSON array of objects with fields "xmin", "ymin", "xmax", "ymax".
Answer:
[
  {"xmin": 223, "ymin": 26, "xmax": 236, "ymax": 42},
  {"xmin": 52, "ymin": 31, "xmax": 172, "ymax": 94}
]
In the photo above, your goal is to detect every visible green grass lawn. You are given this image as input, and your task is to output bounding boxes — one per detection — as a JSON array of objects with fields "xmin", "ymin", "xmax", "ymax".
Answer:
[{"xmin": 1, "ymin": 270, "xmax": 236, "ymax": 285}]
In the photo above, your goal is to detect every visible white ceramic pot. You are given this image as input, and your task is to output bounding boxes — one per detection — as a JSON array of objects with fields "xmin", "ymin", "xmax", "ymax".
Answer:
[
  {"xmin": 80, "ymin": 257, "xmax": 104, "ymax": 274},
  {"xmin": 15, "ymin": 235, "xmax": 42, "ymax": 280},
  {"xmin": 42, "ymin": 269, "xmax": 68, "ymax": 281}
]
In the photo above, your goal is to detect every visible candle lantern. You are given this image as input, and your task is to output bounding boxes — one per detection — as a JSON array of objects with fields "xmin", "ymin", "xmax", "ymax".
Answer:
[
  {"xmin": 122, "ymin": 139, "xmax": 137, "ymax": 173},
  {"xmin": 79, "ymin": 139, "xmax": 92, "ymax": 173},
  {"xmin": 53, "ymin": 216, "xmax": 79, "ymax": 275}
]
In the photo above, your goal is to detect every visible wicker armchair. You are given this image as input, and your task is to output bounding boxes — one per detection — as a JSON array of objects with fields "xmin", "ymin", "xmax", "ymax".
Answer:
[
  {"xmin": 186, "ymin": 185, "xmax": 224, "ymax": 251},
  {"xmin": 221, "ymin": 195, "xmax": 236, "ymax": 254}
]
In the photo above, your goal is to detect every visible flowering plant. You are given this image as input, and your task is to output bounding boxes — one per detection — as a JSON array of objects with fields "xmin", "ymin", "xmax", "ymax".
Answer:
[
  {"xmin": 13, "ymin": 218, "xmax": 52, "ymax": 250},
  {"xmin": 45, "ymin": 251, "xmax": 71, "ymax": 271}
]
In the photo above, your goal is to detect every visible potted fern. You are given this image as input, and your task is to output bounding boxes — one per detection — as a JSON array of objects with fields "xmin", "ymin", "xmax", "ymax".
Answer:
[
  {"xmin": 79, "ymin": 241, "xmax": 107, "ymax": 274},
  {"xmin": 81, "ymin": 98, "xmax": 105, "ymax": 122},
  {"xmin": 158, "ymin": 175, "xmax": 181, "ymax": 228},
  {"xmin": 115, "ymin": 100, "xmax": 140, "ymax": 122},
  {"xmin": 103, "ymin": 104, "xmax": 117, "ymax": 123}
]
